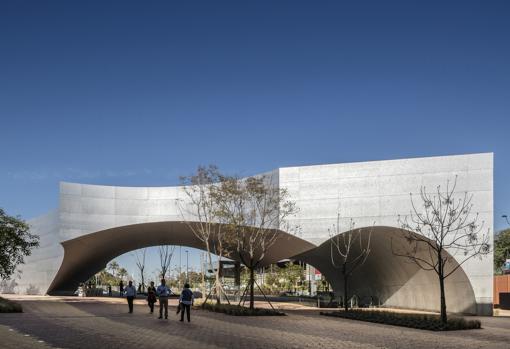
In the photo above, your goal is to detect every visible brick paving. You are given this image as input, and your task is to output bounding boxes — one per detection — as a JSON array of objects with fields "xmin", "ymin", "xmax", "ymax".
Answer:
[{"xmin": 1, "ymin": 298, "xmax": 510, "ymax": 349}]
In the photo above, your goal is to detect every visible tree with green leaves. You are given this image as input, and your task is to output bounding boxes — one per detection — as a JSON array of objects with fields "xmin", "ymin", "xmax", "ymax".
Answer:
[
  {"xmin": 107, "ymin": 261, "xmax": 119, "ymax": 278},
  {"xmin": 494, "ymin": 229, "xmax": 510, "ymax": 274},
  {"xmin": 0, "ymin": 208, "xmax": 39, "ymax": 280},
  {"xmin": 117, "ymin": 267, "xmax": 128, "ymax": 281},
  {"xmin": 214, "ymin": 174, "xmax": 299, "ymax": 309},
  {"xmin": 268, "ymin": 262, "xmax": 306, "ymax": 294},
  {"xmin": 87, "ymin": 267, "xmax": 127, "ymax": 289}
]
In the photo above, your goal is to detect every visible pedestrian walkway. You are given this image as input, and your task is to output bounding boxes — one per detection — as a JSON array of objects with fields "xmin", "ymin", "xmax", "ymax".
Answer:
[
  {"xmin": 1, "ymin": 297, "xmax": 510, "ymax": 349},
  {"xmin": 0, "ymin": 325, "xmax": 53, "ymax": 349}
]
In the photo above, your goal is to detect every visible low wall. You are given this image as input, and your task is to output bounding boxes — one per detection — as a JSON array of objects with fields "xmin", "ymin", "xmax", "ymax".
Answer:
[{"xmin": 493, "ymin": 275, "xmax": 510, "ymax": 307}]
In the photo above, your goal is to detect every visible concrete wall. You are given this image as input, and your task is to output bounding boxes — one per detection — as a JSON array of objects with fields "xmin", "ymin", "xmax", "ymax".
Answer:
[
  {"xmin": 13, "ymin": 210, "xmax": 62, "ymax": 295},
  {"xmin": 280, "ymin": 152, "xmax": 493, "ymax": 314},
  {"xmin": 9, "ymin": 153, "xmax": 493, "ymax": 314}
]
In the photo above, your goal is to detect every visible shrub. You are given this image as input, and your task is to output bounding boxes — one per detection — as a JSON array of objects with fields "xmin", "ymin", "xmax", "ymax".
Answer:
[
  {"xmin": 320, "ymin": 309, "xmax": 481, "ymax": 331},
  {"xmin": 0, "ymin": 297, "xmax": 23, "ymax": 313},
  {"xmin": 26, "ymin": 284, "xmax": 40, "ymax": 295},
  {"xmin": 200, "ymin": 302, "xmax": 285, "ymax": 316}
]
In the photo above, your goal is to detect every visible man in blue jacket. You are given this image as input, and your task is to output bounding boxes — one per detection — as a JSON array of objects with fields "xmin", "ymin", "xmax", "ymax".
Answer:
[{"xmin": 179, "ymin": 283, "xmax": 194, "ymax": 322}]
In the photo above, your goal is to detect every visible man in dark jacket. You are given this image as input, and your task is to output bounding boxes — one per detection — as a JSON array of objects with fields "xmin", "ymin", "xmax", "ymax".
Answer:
[{"xmin": 179, "ymin": 283, "xmax": 194, "ymax": 322}]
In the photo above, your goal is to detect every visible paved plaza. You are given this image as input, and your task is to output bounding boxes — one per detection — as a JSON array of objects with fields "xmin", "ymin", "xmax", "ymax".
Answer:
[{"xmin": 1, "ymin": 297, "xmax": 510, "ymax": 349}]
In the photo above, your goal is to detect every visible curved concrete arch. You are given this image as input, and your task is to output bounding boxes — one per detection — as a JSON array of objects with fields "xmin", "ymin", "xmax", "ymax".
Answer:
[
  {"xmin": 293, "ymin": 226, "xmax": 477, "ymax": 314},
  {"xmin": 48, "ymin": 221, "xmax": 316, "ymax": 295}
]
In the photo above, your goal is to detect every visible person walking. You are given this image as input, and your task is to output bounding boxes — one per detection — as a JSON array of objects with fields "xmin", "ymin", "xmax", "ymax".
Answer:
[
  {"xmin": 156, "ymin": 279, "xmax": 171, "ymax": 319},
  {"xmin": 147, "ymin": 281, "xmax": 157, "ymax": 314},
  {"xmin": 119, "ymin": 280, "xmax": 124, "ymax": 297},
  {"xmin": 179, "ymin": 283, "xmax": 194, "ymax": 322},
  {"xmin": 125, "ymin": 281, "xmax": 136, "ymax": 313}
]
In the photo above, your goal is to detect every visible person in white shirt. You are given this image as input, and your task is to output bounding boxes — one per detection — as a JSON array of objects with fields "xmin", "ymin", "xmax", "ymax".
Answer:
[
  {"xmin": 156, "ymin": 279, "xmax": 171, "ymax": 319},
  {"xmin": 124, "ymin": 281, "xmax": 137, "ymax": 313}
]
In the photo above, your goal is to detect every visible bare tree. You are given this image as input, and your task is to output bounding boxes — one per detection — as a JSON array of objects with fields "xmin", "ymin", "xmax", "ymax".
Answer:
[
  {"xmin": 178, "ymin": 165, "xmax": 230, "ymax": 304},
  {"xmin": 329, "ymin": 213, "xmax": 372, "ymax": 312},
  {"xmin": 393, "ymin": 176, "xmax": 490, "ymax": 325},
  {"xmin": 158, "ymin": 245, "xmax": 175, "ymax": 279},
  {"xmin": 214, "ymin": 174, "xmax": 299, "ymax": 310},
  {"xmin": 134, "ymin": 248, "xmax": 147, "ymax": 292}
]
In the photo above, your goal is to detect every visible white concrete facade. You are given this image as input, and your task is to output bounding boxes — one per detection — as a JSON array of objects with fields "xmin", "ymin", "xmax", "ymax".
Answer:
[
  {"xmin": 281, "ymin": 153, "xmax": 493, "ymax": 312},
  {"xmin": 7, "ymin": 153, "xmax": 493, "ymax": 314}
]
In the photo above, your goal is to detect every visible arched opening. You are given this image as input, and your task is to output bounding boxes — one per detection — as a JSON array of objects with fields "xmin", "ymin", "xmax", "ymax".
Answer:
[
  {"xmin": 293, "ymin": 226, "xmax": 477, "ymax": 314},
  {"xmin": 47, "ymin": 221, "xmax": 315, "ymax": 295}
]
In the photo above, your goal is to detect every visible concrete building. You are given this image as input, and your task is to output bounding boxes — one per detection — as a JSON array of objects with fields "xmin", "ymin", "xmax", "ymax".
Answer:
[{"xmin": 8, "ymin": 153, "xmax": 493, "ymax": 315}]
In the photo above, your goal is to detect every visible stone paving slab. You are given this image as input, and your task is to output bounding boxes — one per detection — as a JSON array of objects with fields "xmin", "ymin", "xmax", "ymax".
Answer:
[
  {"xmin": 0, "ymin": 324, "xmax": 55, "ymax": 349},
  {"xmin": 1, "ymin": 298, "xmax": 510, "ymax": 349}
]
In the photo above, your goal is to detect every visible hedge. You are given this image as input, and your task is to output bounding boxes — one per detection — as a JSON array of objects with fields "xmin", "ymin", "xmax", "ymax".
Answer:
[
  {"xmin": 321, "ymin": 309, "xmax": 481, "ymax": 331},
  {"xmin": 200, "ymin": 302, "xmax": 285, "ymax": 316}
]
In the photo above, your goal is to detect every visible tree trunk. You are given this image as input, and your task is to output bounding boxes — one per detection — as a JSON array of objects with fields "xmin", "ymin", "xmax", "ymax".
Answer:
[
  {"xmin": 249, "ymin": 267, "xmax": 255, "ymax": 310},
  {"xmin": 439, "ymin": 273, "xmax": 447, "ymax": 325},
  {"xmin": 215, "ymin": 284, "xmax": 221, "ymax": 304},
  {"xmin": 343, "ymin": 264, "xmax": 349, "ymax": 312},
  {"xmin": 215, "ymin": 259, "xmax": 221, "ymax": 304},
  {"xmin": 344, "ymin": 274, "xmax": 349, "ymax": 312},
  {"xmin": 438, "ymin": 250, "xmax": 447, "ymax": 326}
]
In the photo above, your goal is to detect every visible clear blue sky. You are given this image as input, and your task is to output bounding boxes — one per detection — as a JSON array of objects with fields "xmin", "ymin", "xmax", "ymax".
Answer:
[{"xmin": 1, "ymin": 1, "xmax": 509, "ymax": 279}]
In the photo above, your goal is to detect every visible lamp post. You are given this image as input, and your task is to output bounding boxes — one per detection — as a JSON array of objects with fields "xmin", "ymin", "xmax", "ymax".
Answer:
[
  {"xmin": 179, "ymin": 246, "xmax": 182, "ymax": 290},
  {"xmin": 173, "ymin": 264, "xmax": 178, "ymax": 289},
  {"xmin": 186, "ymin": 250, "xmax": 189, "ymax": 282},
  {"xmin": 503, "ymin": 215, "xmax": 510, "ymax": 226}
]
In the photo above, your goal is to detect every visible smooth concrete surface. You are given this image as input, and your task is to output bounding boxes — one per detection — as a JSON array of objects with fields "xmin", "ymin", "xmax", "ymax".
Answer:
[
  {"xmin": 7, "ymin": 153, "xmax": 493, "ymax": 315},
  {"xmin": 280, "ymin": 152, "xmax": 493, "ymax": 314},
  {"xmin": 47, "ymin": 222, "xmax": 315, "ymax": 295},
  {"xmin": 294, "ymin": 226, "xmax": 478, "ymax": 314}
]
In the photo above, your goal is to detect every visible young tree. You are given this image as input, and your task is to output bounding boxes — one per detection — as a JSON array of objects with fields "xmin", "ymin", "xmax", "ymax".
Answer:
[
  {"xmin": 393, "ymin": 177, "xmax": 490, "ymax": 325},
  {"xmin": 329, "ymin": 213, "xmax": 372, "ymax": 311},
  {"xmin": 158, "ymin": 245, "xmax": 175, "ymax": 279},
  {"xmin": 133, "ymin": 248, "xmax": 147, "ymax": 292},
  {"xmin": 179, "ymin": 165, "xmax": 230, "ymax": 304},
  {"xmin": 214, "ymin": 174, "xmax": 299, "ymax": 309},
  {"xmin": 0, "ymin": 208, "xmax": 39, "ymax": 280}
]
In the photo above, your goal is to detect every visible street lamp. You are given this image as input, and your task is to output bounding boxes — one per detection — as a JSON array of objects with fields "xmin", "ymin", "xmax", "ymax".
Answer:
[
  {"xmin": 503, "ymin": 215, "xmax": 510, "ymax": 226},
  {"xmin": 179, "ymin": 246, "xmax": 182, "ymax": 290},
  {"xmin": 185, "ymin": 250, "xmax": 189, "ymax": 282}
]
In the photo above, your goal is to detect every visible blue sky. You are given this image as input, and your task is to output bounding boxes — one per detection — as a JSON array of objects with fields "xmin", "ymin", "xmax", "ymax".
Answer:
[{"xmin": 1, "ymin": 1, "xmax": 509, "ymax": 278}]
